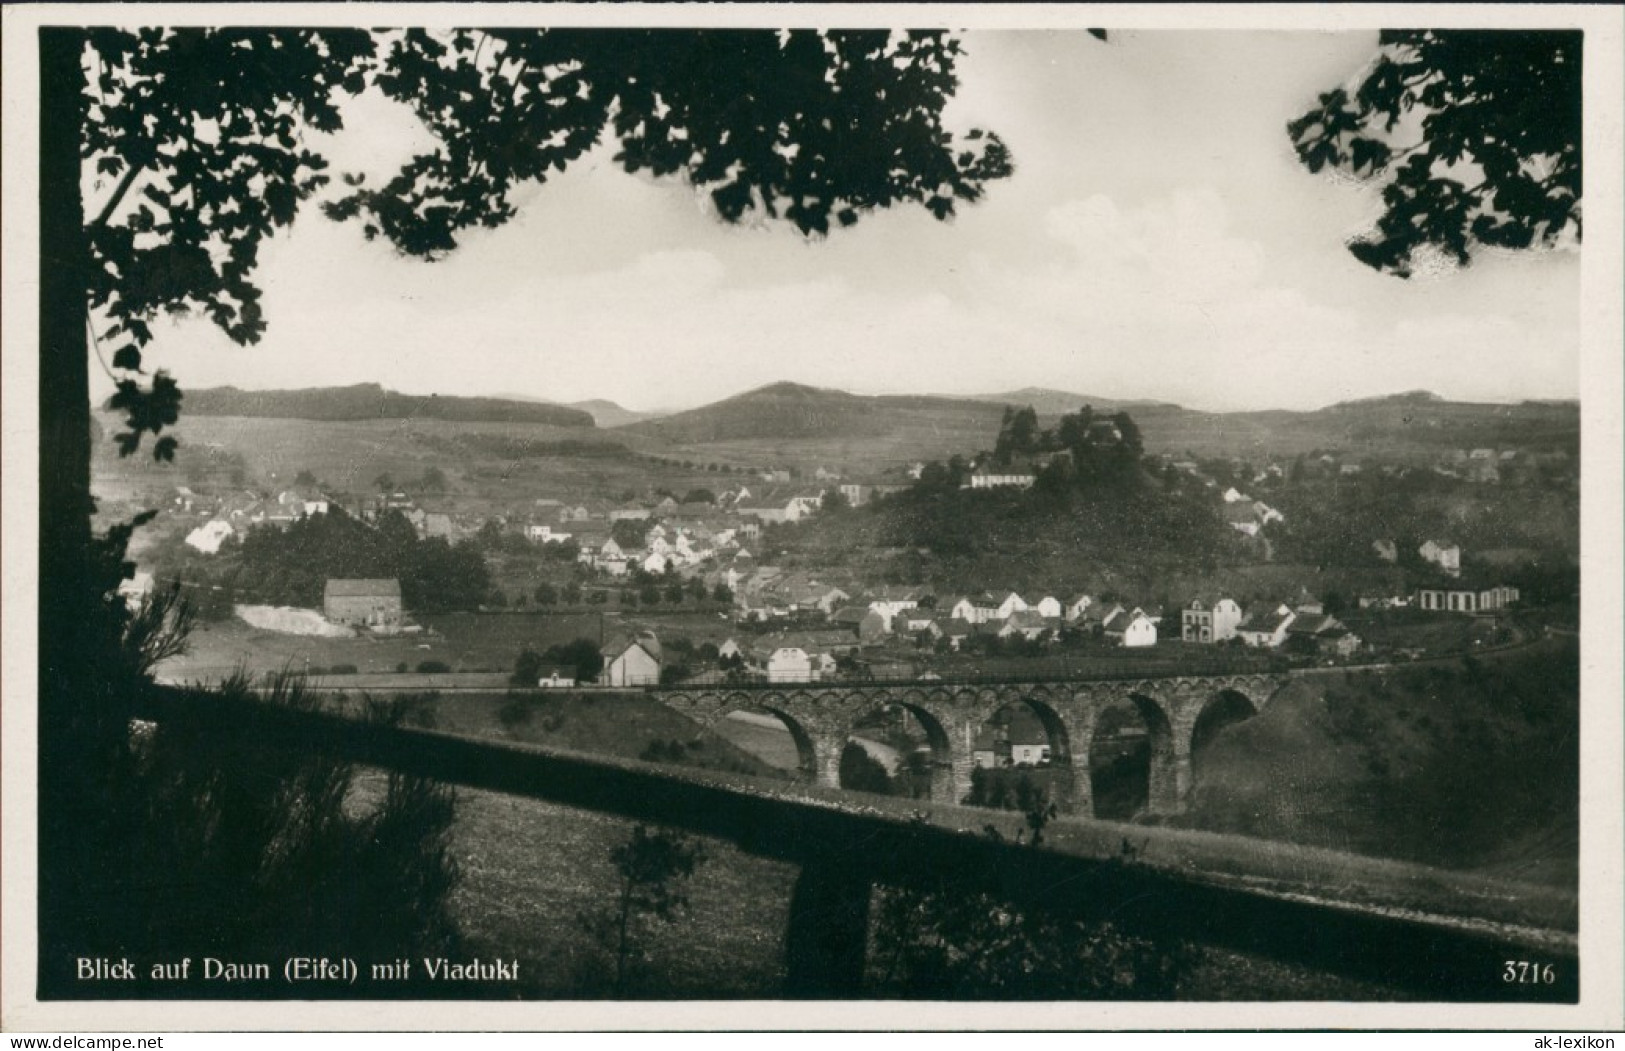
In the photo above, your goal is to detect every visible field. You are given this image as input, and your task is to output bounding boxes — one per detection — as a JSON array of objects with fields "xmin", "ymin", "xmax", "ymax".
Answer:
[
  {"xmin": 91, "ymin": 410, "xmax": 740, "ymax": 513},
  {"xmin": 159, "ymin": 609, "xmax": 741, "ymax": 683}
]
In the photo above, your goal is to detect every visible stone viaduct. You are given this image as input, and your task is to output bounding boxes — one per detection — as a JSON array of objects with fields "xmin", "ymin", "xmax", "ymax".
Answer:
[{"xmin": 651, "ymin": 672, "xmax": 1296, "ymax": 817}]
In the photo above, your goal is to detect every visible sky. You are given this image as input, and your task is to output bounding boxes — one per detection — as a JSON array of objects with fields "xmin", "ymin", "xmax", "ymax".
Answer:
[{"xmin": 98, "ymin": 29, "xmax": 1582, "ymax": 414}]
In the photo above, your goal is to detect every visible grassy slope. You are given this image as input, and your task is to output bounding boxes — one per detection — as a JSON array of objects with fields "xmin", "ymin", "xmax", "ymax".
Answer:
[
  {"xmin": 1176, "ymin": 640, "xmax": 1580, "ymax": 889},
  {"xmin": 767, "ymin": 482, "xmax": 1249, "ymax": 599}
]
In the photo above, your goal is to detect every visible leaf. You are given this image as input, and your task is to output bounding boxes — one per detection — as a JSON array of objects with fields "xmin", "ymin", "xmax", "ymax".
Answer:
[{"xmin": 111, "ymin": 345, "xmax": 142, "ymax": 371}]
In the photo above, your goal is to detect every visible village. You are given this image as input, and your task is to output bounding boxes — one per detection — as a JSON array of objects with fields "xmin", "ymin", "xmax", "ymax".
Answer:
[{"xmin": 132, "ymin": 432, "xmax": 1537, "ymax": 702}]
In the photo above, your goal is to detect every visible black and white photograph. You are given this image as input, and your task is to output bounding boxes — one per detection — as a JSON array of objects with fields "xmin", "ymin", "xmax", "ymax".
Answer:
[{"xmin": 3, "ymin": 3, "xmax": 1622, "ymax": 1035}]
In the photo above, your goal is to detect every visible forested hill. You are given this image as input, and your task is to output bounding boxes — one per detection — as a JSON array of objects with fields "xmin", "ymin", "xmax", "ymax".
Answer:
[{"xmin": 167, "ymin": 383, "xmax": 597, "ymax": 427}]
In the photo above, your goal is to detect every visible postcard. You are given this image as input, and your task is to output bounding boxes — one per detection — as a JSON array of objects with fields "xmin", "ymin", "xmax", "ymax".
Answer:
[{"xmin": 3, "ymin": 2, "xmax": 1621, "ymax": 1035}]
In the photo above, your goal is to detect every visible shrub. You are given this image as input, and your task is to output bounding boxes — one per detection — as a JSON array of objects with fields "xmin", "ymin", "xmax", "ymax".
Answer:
[
  {"xmin": 498, "ymin": 697, "xmax": 532, "ymax": 729},
  {"xmin": 417, "ymin": 659, "xmax": 453, "ymax": 674}
]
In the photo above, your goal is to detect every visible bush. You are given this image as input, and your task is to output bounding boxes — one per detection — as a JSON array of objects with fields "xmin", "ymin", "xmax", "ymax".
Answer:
[
  {"xmin": 416, "ymin": 659, "xmax": 453, "ymax": 674},
  {"xmin": 329, "ymin": 663, "xmax": 358, "ymax": 675},
  {"xmin": 498, "ymin": 697, "xmax": 532, "ymax": 729},
  {"xmin": 868, "ymin": 814, "xmax": 1192, "ymax": 999}
]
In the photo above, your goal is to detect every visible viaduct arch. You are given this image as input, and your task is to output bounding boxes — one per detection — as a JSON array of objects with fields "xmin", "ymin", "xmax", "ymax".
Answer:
[{"xmin": 653, "ymin": 673, "xmax": 1292, "ymax": 817}]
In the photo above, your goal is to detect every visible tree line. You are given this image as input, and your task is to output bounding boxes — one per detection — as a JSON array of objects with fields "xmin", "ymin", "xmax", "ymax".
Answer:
[{"xmin": 232, "ymin": 506, "xmax": 490, "ymax": 612}]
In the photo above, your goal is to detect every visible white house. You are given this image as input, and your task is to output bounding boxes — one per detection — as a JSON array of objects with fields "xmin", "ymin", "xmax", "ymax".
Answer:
[
  {"xmin": 1032, "ymin": 595, "xmax": 1063, "ymax": 618},
  {"xmin": 766, "ymin": 646, "xmax": 814, "ymax": 682},
  {"xmin": 601, "ymin": 636, "xmax": 661, "ymax": 686},
  {"xmin": 1105, "ymin": 610, "xmax": 1158, "ymax": 648},
  {"xmin": 1236, "ymin": 605, "xmax": 1295, "ymax": 648},
  {"xmin": 526, "ymin": 524, "xmax": 572, "ymax": 545},
  {"xmin": 994, "ymin": 592, "xmax": 1029, "ymax": 620},
  {"xmin": 1180, "ymin": 598, "xmax": 1243, "ymax": 644},
  {"xmin": 1419, "ymin": 540, "xmax": 1463, "ymax": 577},
  {"xmin": 965, "ymin": 468, "xmax": 1036, "ymax": 489},
  {"xmin": 184, "ymin": 519, "xmax": 235, "ymax": 554},
  {"xmin": 1064, "ymin": 594, "xmax": 1094, "ymax": 622},
  {"xmin": 536, "ymin": 666, "xmax": 576, "ymax": 688}
]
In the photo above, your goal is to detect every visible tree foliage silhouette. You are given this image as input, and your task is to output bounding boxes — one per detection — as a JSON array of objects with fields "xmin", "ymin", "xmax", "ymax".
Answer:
[
  {"xmin": 1289, "ymin": 30, "xmax": 1580, "ymax": 277},
  {"xmin": 40, "ymin": 26, "xmax": 1011, "ymax": 989}
]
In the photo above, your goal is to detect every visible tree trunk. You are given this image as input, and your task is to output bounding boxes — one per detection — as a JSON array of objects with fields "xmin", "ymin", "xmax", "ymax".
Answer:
[{"xmin": 37, "ymin": 25, "xmax": 92, "ymax": 995}]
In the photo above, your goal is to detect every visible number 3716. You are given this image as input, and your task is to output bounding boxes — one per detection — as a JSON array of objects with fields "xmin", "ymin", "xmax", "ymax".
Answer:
[{"xmin": 1504, "ymin": 960, "xmax": 1556, "ymax": 984}]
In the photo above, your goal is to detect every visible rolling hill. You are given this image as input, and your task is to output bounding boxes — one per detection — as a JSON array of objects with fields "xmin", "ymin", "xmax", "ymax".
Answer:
[
  {"xmin": 172, "ymin": 383, "xmax": 597, "ymax": 428},
  {"xmin": 617, "ymin": 381, "xmax": 1012, "ymax": 445},
  {"xmin": 494, "ymin": 393, "xmax": 666, "ymax": 428},
  {"xmin": 616, "ymin": 382, "xmax": 1578, "ymax": 468}
]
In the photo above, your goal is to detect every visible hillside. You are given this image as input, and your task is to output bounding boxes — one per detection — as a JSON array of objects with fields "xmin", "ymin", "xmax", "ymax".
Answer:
[
  {"xmin": 619, "ymin": 381, "xmax": 1012, "ymax": 445},
  {"xmin": 494, "ymin": 393, "xmax": 665, "ymax": 428},
  {"xmin": 173, "ymin": 383, "xmax": 597, "ymax": 428},
  {"xmin": 1177, "ymin": 640, "xmax": 1579, "ymax": 889},
  {"xmin": 614, "ymin": 382, "xmax": 1578, "ymax": 469},
  {"xmin": 766, "ymin": 477, "xmax": 1249, "ymax": 599}
]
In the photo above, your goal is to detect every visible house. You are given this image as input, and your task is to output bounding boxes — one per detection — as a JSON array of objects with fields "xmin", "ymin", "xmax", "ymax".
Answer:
[
  {"xmin": 866, "ymin": 586, "xmax": 927, "ymax": 630},
  {"xmin": 601, "ymin": 633, "xmax": 662, "ymax": 686},
  {"xmin": 972, "ymin": 709, "xmax": 1051, "ymax": 768},
  {"xmin": 830, "ymin": 606, "xmax": 889, "ymax": 645},
  {"xmin": 1416, "ymin": 583, "xmax": 1520, "ymax": 613},
  {"xmin": 1293, "ymin": 592, "xmax": 1326, "ymax": 616},
  {"xmin": 993, "ymin": 592, "xmax": 1029, "ymax": 620},
  {"xmin": 323, "ymin": 578, "xmax": 403, "ymax": 629},
  {"xmin": 1236, "ymin": 606, "xmax": 1296, "ymax": 649},
  {"xmin": 965, "ymin": 465, "xmax": 1036, "ymax": 489},
  {"xmin": 1063, "ymin": 594, "xmax": 1094, "ymax": 622},
  {"xmin": 1180, "ymin": 597, "xmax": 1242, "ymax": 644},
  {"xmin": 609, "ymin": 502, "xmax": 652, "ymax": 522},
  {"xmin": 737, "ymin": 489, "xmax": 824, "ymax": 524},
  {"xmin": 1031, "ymin": 595, "xmax": 1063, "ymax": 619},
  {"xmin": 1419, "ymin": 540, "xmax": 1462, "ymax": 577},
  {"xmin": 837, "ymin": 483, "xmax": 873, "ymax": 507},
  {"xmin": 1282, "ymin": 613, "xmax": 1361, "ymax": 657},
  {"xmin": 948, "ymin": 594, "xmax": 1000, "ymax": 625},
  {"xmin": 526, "ymin": 524, "xmax": 572, "ymax": 544},
  {"xmin": 536, "ymin": 667, "xmax": 576, "ymax": 688},
  {"xmin": 999, "ymin": 610, "xmax": 1060, "ymax": 641},
  {"xmin": 1104, "ymin": 609, "xmax": 1158, "ymax": 648},
  {"xmin": 901, "ymin": 616, "xmax": 943, "ymax": 641},
  {"xmin": 184, "ymin": 519, "xmax": 235, "ymax": 554}
]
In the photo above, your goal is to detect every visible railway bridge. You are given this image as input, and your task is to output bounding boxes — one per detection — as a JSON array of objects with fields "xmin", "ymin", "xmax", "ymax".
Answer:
[{"xmin": 651, "ymin": 671, "xmax": 1297, "ymax": 817}]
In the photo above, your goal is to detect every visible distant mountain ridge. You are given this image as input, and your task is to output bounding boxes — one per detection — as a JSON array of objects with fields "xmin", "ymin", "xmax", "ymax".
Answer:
[
  {"xmin": 614, "ymin": 380, "xmax": 1578, "ymax": 461},
  {"xmin": 617, "ymin": 381, "xmax": 1013, "ymax": 444},
  {"xmin": 493, "ymin": 393, "xmax": 666, "ymax": 428},
  {"xmin": 172, "ymin": 383, "xmax": 596, "ymax": 427}
]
